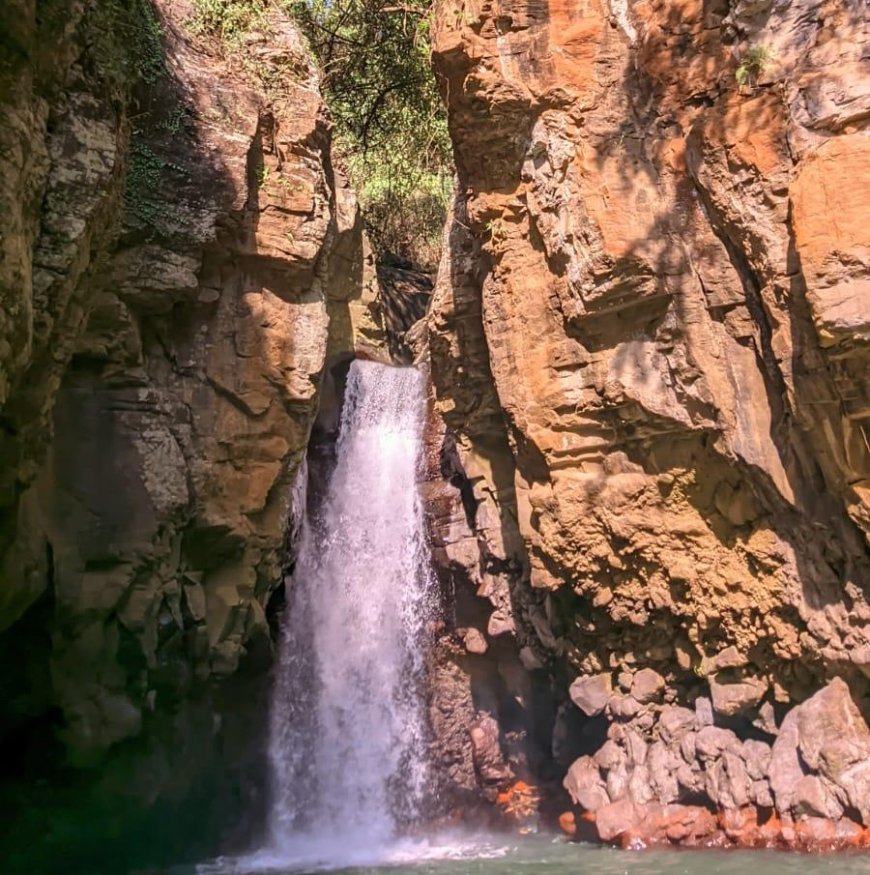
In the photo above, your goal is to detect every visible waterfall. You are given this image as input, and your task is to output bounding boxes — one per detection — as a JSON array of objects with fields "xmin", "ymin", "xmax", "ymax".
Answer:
[{"xmin": 265, "ymin": 359, "xmax": 434, "ymax": 865}]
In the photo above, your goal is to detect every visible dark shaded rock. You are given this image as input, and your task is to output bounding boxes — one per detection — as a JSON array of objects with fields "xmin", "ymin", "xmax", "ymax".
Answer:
[{"xmin": 469, "ymin": 711, "xmax": 514, "ymax": 789}]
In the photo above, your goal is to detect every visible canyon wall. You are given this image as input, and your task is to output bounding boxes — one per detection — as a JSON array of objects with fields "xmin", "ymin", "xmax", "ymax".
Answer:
[
  {"xmin": 426, "ymin": 0, "xmax": 870, "ymax": 847},
  {"xmin": 0, "ymin": 0, "xmax": 382, "ymax": 867}
]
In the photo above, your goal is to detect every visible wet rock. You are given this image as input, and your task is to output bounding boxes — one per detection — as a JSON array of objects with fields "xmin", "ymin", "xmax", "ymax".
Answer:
[
  {"xmin": 595, "ymin": 800, "xmax": 719, "ymax": 847},
  {"xmin": 558, "ymin": 810, "xmax": 576, "ymax": 837}
]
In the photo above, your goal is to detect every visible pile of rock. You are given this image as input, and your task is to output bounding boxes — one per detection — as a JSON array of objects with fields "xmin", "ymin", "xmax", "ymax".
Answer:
[{"xmin": 562, "ymin": 675, "xmax": 870, "ymax": 850}]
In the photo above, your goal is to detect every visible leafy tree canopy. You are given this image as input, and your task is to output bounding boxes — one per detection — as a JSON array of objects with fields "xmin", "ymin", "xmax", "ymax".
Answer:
[{"xmin": 289, "ymin": 0, "xmax": 452, "ymax": 268}]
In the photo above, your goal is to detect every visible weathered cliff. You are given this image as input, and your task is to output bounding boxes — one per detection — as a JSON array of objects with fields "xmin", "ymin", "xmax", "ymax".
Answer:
[
  {"xmin": 426, "ymin": 0, "xmax": 870, "ymax": 847},
  {"xmin": 0, "ymin": 0, "xmax": 382, "ymax": 867}
]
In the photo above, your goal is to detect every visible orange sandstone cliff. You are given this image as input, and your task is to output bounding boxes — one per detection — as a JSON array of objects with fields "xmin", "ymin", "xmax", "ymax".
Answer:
[{"xmin": 424, "ymin": 0, "xmax": 870, "ymax": 849}]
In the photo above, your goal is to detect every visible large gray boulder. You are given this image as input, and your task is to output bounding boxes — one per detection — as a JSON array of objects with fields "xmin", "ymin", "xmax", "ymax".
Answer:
[{"xmin": 770, "ymin": 678, "xmax": 870, "ymax": 824}]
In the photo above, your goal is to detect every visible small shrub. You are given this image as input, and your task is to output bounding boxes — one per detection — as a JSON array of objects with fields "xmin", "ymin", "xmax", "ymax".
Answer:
[
  {"xmin": 735, "ymin": 45, "xmax": 773, "ymax": 87},
  {"xmin": 187, "ymin": 0, "xmax": 268, "ymax": 48}
]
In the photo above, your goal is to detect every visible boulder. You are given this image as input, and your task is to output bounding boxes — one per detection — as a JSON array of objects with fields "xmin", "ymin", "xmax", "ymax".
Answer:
[
  {"xmin": 695, "ymin": 726, "xmax": 740, "ymax": 760},
  {"xmin": 659, "ymin": 706, "xmax": 696, "ymax": 743},
  {"xmin": 709, "ymin": 674, "xmax": 768, "ymax": 716},
  {"xmin": 563, "ymin": 755, "xmax": 610, "ymax": 812},
  {"xmin": 569, "ymin": 672, "xmax": 612, "ymax": 716},
  {"xmin": 769, "ymin": 708, "xmax": 807, "ymax": 813},
  {"xmin": 793, "ymin": 774, "xmax": 844, "ymax": 820},
  {"xmin": 608, "ymin": 693, "xmax": 642, "ymax": 720},
  {"xmin": 793, "ymin": 678, "xmax": 870, "ymax": 824},
  {"xmin": 631, "ymin": 668, "xmax": 666, "ymax": 704}
]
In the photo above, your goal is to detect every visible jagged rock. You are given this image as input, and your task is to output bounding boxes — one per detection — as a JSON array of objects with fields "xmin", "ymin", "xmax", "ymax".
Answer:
[
  {"xmin": 569, "ymin": 672, "xmax": 612, "ymax": 716},
  {"xmin": 469, "ymin": 711, "xmax": 514, "ymax": 788},
  {"xmin": 631, "ymin": 669, "xmax": 666, "ymax": 704},
  {"xmin": 462, "ymin": 627, "xmax": 488, "ymax": 654},
  {"xmin": 564, "ymin": 755, "xmax": 609, "ymax": 812},
  {"xmin": 792, "ymin": 678, "xmax": 870, "ymax": 824},
  {"xmin": 659, "ymin": 706, "xmax": 696, "ymax": 742},
  {"xmin": 709, "ymin": 674, "xmax": 768, "ymax": 717},
  {"xmin": 696, "ymin": 726, "xmax": 741, "ymax": 761}
]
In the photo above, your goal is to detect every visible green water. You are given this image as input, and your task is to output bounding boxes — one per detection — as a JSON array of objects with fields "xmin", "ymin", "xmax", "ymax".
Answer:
[{"xmin": 177, "ymin": 833, "xmax": 870, "ymax": 875}]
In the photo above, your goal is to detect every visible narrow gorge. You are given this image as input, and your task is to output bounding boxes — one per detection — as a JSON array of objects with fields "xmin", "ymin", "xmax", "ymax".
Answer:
[{"xmin": 0, "ymin": 0, "xmax": 868, "ymax": 873}]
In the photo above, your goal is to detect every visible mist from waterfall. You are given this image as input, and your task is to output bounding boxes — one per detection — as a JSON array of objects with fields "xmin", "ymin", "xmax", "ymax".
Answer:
[{"xmin": 264, "ymin": 359, "xmax": 435, "ymax": 867}]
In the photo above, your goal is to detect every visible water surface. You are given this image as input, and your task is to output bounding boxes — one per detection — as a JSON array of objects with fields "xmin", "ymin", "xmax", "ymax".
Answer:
[{"xmin": 186, "ymin": 832, "xmax": 869, "ymax": 875}]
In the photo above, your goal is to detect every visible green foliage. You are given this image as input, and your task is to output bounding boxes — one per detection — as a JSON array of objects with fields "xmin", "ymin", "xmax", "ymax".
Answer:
[
  {"xmin": 83, "ymin": 0, "xmax": 166, "ymax": 96},
  {"xmin": 187, "ymin": 0, "xmax": 269, "ymax": 48},
  {"xmin": 290, "ymin": 0, "xmax": 452, "ymax": 268},
  {"xmin": 124, "ymin": 140, "xmax": 188, "ymax": 227},
  {"xmin": 735, "ymin": 45, "xmax": 772, "ymax": 87}
]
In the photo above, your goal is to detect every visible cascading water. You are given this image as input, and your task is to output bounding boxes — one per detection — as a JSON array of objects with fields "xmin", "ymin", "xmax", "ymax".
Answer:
[{"xmin": 264, "ymin": 359, "xmax": 434, "ymax": 866}]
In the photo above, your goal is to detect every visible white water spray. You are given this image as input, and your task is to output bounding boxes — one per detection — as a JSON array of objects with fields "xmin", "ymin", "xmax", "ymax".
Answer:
[{"xmin": 265, "ymin": 360, "xmax": 434, "ymax": 865}]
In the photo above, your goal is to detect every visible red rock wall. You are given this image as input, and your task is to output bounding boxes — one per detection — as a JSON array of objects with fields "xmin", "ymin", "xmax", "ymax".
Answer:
[{"xmin": 426, "ymin": 0, "xmax": 870, "ymax": 844}]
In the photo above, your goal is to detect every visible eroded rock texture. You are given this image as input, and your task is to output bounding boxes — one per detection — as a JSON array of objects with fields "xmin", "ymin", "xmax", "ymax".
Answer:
[
  {"xmin": 427, "ymin": 0, "xmax": 870, "ymax": 845},
  {"xmin": 0, "ymin": 0, "xmax": 381, "ymax": 865}
]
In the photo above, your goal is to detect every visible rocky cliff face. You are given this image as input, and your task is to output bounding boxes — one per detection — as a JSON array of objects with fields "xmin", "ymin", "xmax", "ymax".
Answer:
[
  {"xmin": 426, "ymin": 0, "xmax": 870, "ymax": 847},
  {"xmin": 0, "ymin": 0, "xmax": 382, "ymax": 866}
]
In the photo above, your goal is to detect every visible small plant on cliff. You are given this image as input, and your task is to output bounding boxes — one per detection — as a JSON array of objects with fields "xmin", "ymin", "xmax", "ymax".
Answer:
[
  {"xmin": 484, "ymin": 217, "xmax": 508, "ymax": 246},
  {"xmin": 735, "ymin": 45, "xmax": 772, "ymax": 88}
]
